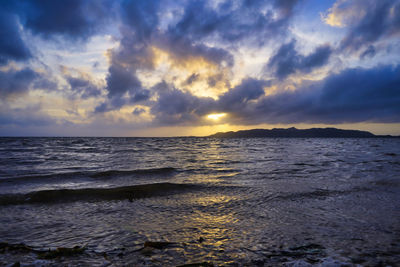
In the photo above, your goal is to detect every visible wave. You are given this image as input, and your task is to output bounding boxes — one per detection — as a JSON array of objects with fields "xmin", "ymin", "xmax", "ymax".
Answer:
[
  {"xmin": 1, "ymin": 167, "xmax": 177, "ymax": 183},
  {"xmin": 265, "ymin": 187, "xmax": 371, "ymax": 202},
  {"xmin": 90, "ymin": 167, "xmax": 177, "ymax": 178},
  {"xmin": 0, "ymin": 182, "xmax": 199, "ymax": 205},
  {"xmin": 0, "ymin": 171, "xmax": 87, "ymax": 183}
]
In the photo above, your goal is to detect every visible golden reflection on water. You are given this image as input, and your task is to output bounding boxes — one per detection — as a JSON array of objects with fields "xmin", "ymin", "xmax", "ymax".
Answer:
[
  {"xmin": 186, "ymin": 194, "xmax": 238, "ymax": 206},
  {"xmin": 182, "ymin": 194, "xmax": 242, "ymax": 250},
  {"xmin": 125, "ymin": 139, "xmax": 250, "ymax": 263},
  {"xmin": 191, "ymin": 212, "xmax": 238, "ymax": 241},
  {"xmin": 185, "ymin": 141, "xmax": 242, "ymax": 246},
  {"xmin": 177, "ymin": 194, "xmax": 252, "ymax": 265}
]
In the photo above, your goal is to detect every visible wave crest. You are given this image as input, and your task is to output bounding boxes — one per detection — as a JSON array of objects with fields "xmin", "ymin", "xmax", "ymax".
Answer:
[{"xmin": 0, "ymin": 182, "xmax": 198, "ymax": 205}]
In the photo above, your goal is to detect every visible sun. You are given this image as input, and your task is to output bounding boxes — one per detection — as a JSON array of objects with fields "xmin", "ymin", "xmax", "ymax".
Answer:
[{"xmin": 207, "ymin": 113, "xmax": 227, "ymax": 121}]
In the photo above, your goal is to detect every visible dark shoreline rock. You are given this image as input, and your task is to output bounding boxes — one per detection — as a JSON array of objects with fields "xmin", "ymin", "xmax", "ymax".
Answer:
[
  {"xmin": 176, "ymin": 262, "xmax": 214, "ymax": 267},
  {"xmin": 143, "ymin": 241, "xmax": 176, "ymax": 249},
  {"xmin": 37, "ymin": 246, "xmax": 86, "ymax": 259},
  {"xmin": 0, "ymin": 242, "xmax": 86, "ymax": 260}
]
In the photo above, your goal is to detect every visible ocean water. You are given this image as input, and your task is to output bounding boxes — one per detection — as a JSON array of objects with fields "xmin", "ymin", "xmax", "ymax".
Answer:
[{"xmin": 0, "ymin": 137, "xmax": 399, "ymax": 266}]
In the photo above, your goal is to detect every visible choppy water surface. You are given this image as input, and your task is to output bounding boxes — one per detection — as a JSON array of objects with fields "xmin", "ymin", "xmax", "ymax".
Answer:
[{"xmin": 0, "ymin": 137, "xmax": 399, "ymax": 266}]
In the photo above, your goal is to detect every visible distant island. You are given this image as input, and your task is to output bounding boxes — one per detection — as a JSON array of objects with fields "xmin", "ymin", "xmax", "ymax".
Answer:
[{"xmin": 209, "ymin": 127, "xmax": 399, "ymax": 138}]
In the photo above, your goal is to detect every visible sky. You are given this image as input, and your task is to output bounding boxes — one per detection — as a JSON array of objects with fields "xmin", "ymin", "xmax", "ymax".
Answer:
[{"xmin": 0, "ymin": 0, "xmax": 400, "ymax": 136}]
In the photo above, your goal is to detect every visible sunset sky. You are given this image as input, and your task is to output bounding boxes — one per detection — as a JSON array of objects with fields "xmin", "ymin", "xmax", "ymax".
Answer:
[{"xmin": 1, "ymin": 0, "xmax": 399, "ymax": 136}]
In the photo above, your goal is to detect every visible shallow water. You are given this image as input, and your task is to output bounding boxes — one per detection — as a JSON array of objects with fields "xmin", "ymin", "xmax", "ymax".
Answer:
[{"xmin": 0, "ymin": 137, "xmax": 399, "ymax": 266}]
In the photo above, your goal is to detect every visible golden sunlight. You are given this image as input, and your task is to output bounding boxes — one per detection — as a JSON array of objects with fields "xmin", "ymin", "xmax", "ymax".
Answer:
[
  {"xmin": 207, "ymin": 113, "xmax": 227, "ymax": 120},
  {"xmin": 149, "ymin": 46, "xmax": 230, "ymax": 99}
]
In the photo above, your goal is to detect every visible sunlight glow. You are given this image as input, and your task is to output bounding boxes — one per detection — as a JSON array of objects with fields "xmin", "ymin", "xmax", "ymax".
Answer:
[{"xmin": 207, "ymin": 113, "xmax": 227, "ymax": 120}]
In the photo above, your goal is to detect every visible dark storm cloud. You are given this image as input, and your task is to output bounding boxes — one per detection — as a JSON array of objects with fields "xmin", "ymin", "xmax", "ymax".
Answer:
[
  {"xmin": 253, "ymin": 64, "xmax": 400, "ymax": 124},
  {"xmin": 207, "ymin": 73, "xmax": 226, "ymax": 88},
  {"xmin": 117, "ymin": 0, "xmax": 234, "ymax": 67},
  {"xmin": 65, "ymin": 75, "xmax": 102, "ymax": 99},
  {"xmin": 0, "ymin": 10, "xmax": 31, "ymax": 65},
  {"xmin": 130, "ymin": 89, "xmax": 151, "ymax": 103},
  {"xmin": 94, "ymin": 62, "xmax": 151, "ymax": 112},
  {"xmin": 98, "ymin": 0, "xmax": 301, "ymax": 114},
  {"xmin": 16, "ymin": 0, "xmax": 113, "ymax": 40},
  {"xmin": 150, "ymin": 78, "xmax": 269, "ymax": 126},
  {"xmin": 183, "ymin": 73, "xmax": 200, "ymax": 86},
  {"xmin": 301, "ymin": 45, "xmax": 332, "ymax": 72},
  {"xmin": 0, "ymin": 67, "xmax": 57, "ymax": 98},
  {"xmin": 149, "ymin": 64, "xmax": 400, "ymax": 126},
  {"xmin": 32, "ymin": 77, "xmax": 57, "ymax": 91},
  {"xmin": 267, "ymin": 41, "xmax": 332, "ymax": 79},
  {"xmin": 154, "ymin": 34, "xmax": 234, "ymax": 67},
  {"xmin": 170, "ymin": 0, "xmax": 298, "ymax": 45},
  {"xmin": 106, "ymin": 64, "xmax": 142, "ymax": 97},
  {"xmin": 272, "ymin": 0, "xmax": 299, "ymax": 16},
  {"xmin": 0, "ymin": 68, "xmax": 38, "ymax": 97},
  {"xmin": 170, "ymin": 1, "xmax": 226, "ymax": 40},
  {"xmin": 94, "ymin": 63, "xmax": 151, "ymax": 113},
  {"xmin": 3, "ymin": 0, "xmax": 396, "ymax": 130},
  {"xmin": 101, "ymin": 0, "xmax": 234, "ymax": 112},
  {"xmin": 94, "ymin": 91, "xmax": 151, "ymax": 113},
  {"xmin": 339, "ymin": 0, "xmax": 400, "ymax": 53},
  {"xmin": 219, "ymin": 78, "xmax": 268, "ymax": 110},
  {"xmin": 109, "ymin": 0, "xmax": 163, "ymax": 70},
  {"xmin": 360, "ymin": 45, "xmax": 376, "ymax": 59},
  {"xmin": 96, "ymin": 0, "xmax": 161, "ymax": 112},
  {"xmin": 121, "ymin": 0, "xmax": 161, "ymax": 42},
  {"xmin": 151, "ymin": 82, "xmax": 215, "ymax": 125},
  {"xmin": 93, "ymin": 102, "xmax": 109, "ymax": 113},
  {"xmin": 132, "ymin": 107, "xmax": 145, "ymax": 115}
]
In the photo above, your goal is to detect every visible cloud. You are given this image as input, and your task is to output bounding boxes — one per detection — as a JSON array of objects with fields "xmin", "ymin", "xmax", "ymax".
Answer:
[
  {"xmin": 2, "ymin": 0, "xmax": 399, "ymax": 136},
  {"xmin": 98, "ymin": 0, "xmax": 301, "ymax": 115},
  {"xmin": 360, "ymin": 45, "xmax": 376, "ymax": 59},
  {"xmin": 341, "ymin": 1, "xmax": 400, "ymax": 52},
  {"xmin": 121, "ymin": 0, "xmax": 161, "ymax": 42},
  {"xmin": 183, "ymin": 73, "xmax": 200, "ymax": 86},
  {"xmin": 0, "ymin": 67, "xmax": 58, "ymax": 99},
  {"xmin": 96, "ymin": 0, "xmax": 162, "ymax": 112},
  {"xmin": 132, "ymin": 107, "xmax": 145, "ymax": 115},
  {"xmin": 15, "ymin": 0, "xmax": 113, "ymax": 40},
  {"xmin": 101, "ymin": 0, "xmax": 234, "ymax": 112},
  {"xmin": 170, "ymin": 0, "xmax": 298, "ymax": 45},
  {"xmin": 149, "ymin": 64, "xmax": 398, "ymax": 126},
  {"xmin": 272, "ymin": 0, "xmax": 299, "ymax": 16},
  {"xmin": 106, "ymin": 64, "xmax": 142, "ymax": 97},
  {"xmin": 65, "ymin": 75, "xmax": 102, "ymax": 99},
  {"xmin": 0, "ymin": 10, "xmax": 31, "ymax": 65},
  {"xmin": 219, "ymin": 78, "xmax": 268, "ymax": 110},
  {"xmin": 252, "ymin": 64, "xmax": 400, "ymax": 124},
  {"xmin": 0, "ymin": 103, "xmax": 55, "ymax": 128},
  {"xmin": 324, "ymin": 0, "xmax": 400, "ymax": 53},
  {"xmin": 266, "ymin": 40, "xmax": 332, "ymax": 79},
  {"xmin": 95, "ymin": 62, "xmax": 151, "ymax": 112},
  {"xmin": 149, "ymin": 78, "xmax": 269, "ymax": 126},
  {"xmin": 130, "ymin": 89, "xmax": 151, "ymax": 103},
  {"xmin": 0, "ymin": 68, "xmax": 39, "ymax": 97},
  {"xmin": 154, "ymin": 34, "xmax": 234, "ymax": 67},
  {"xmin": 322, "ymin": 0, "xmax": 361, "ymax": 27},
  {"xmin": 150, "ymin": 82, "xmax": 215, "ymax": 125}
]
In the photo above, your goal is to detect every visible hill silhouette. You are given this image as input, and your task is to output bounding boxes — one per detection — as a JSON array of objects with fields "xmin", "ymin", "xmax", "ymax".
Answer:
[{"xmin": 209, "ymin": 127, "xmax": 393, "ymax": 138}]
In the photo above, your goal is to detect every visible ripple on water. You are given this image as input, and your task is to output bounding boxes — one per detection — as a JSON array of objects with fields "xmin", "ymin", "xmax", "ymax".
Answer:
[{"xmin": 0, "ymin": 137, "xmax": 399, "ymax": 265}]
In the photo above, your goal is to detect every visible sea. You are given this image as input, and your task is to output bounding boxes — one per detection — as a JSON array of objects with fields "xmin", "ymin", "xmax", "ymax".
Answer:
[{"xmin": 0, "ymin": 137, "xmax": 399, "ymax": 266}]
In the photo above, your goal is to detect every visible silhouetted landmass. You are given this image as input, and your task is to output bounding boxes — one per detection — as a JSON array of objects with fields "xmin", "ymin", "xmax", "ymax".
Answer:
[{"xmin": 209, "ymin": 127, "xmax": 399, "ymax": 138}]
